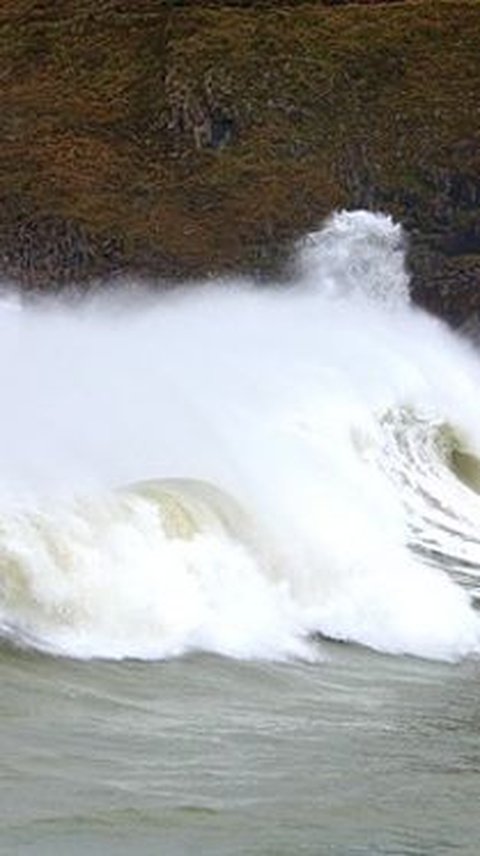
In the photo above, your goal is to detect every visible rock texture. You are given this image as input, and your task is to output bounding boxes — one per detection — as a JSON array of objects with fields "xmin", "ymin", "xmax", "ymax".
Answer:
[{"xmin": 0, "ymin": 0, "xmax": 479, "ymax": 327}]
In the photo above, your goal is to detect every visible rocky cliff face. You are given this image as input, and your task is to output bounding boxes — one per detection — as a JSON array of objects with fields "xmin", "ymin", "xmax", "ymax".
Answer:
[{"xmin": 0, "ymin": 0, "xmax": 479, "ymax": 328}]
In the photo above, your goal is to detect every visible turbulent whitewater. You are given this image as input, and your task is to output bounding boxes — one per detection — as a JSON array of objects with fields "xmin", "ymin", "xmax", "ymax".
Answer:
[{"xmin": 1, "ymin": 210, "xmax": 480, "ymax": 662}]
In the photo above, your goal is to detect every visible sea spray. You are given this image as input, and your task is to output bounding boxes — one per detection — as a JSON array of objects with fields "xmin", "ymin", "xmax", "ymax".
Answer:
[
  {"xmin": 1, "ymin": 211, "xmax": 480, "ymax": 661},
  {"xmin": 296, "ymin": 210, "xmax": 409, "ymax": 305}
]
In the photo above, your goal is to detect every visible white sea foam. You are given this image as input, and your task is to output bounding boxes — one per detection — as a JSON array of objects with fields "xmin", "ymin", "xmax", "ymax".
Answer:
[{"xmin": 1, "ymin": 210, "xmax": 480, "ymax": 662}]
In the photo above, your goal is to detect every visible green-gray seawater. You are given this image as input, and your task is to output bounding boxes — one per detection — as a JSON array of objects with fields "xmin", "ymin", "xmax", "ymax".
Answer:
[{"xmin": 2, "ymin": 644, "xmax": 480, "ymax": 855}]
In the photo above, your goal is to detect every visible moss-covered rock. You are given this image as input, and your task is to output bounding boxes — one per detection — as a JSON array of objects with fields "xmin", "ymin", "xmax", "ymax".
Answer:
[{"xmin": 0, "ymin": 0, "xmax": 479, "ymax": 325}]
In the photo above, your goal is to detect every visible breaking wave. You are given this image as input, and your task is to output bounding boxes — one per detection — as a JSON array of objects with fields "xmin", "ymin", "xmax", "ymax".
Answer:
[{"xmin": 1, "ymin": 210, "xmax": 480, "ymax": 662}]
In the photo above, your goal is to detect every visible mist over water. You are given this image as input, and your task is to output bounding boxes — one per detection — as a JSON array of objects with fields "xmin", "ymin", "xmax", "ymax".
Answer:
[{"xmin": 1, "ymin": 210, "xmax": 480, "ymax": 662}]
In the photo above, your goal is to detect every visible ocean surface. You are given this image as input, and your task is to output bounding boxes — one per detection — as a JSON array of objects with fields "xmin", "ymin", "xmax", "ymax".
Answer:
[{"xmin": 1, "ymin": 211, "xmax": 480, "ymax": 853}]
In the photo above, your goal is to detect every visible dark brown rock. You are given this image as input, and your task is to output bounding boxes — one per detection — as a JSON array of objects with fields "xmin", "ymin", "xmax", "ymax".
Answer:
[{"xmin": 0, "ymin": 0, "xmax": 478, "ymax": 329}]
